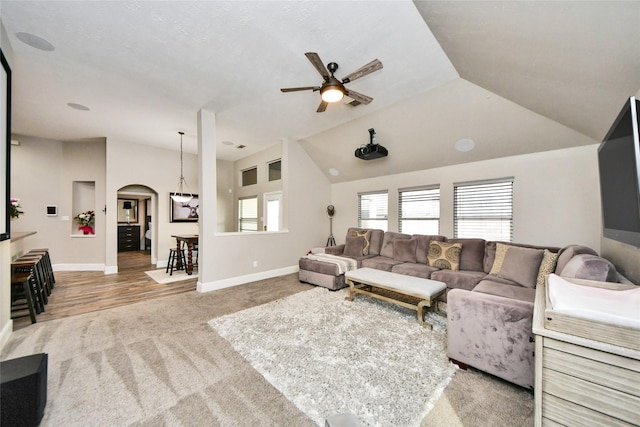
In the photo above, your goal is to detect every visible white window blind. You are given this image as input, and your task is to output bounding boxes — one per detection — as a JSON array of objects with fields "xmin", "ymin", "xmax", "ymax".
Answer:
[
  {"xmin": 399, "ymin": 186, "xmax": 440, "ymax": 234},
  {"xmin": 454, "ymin": 178, "xmax": 513, "ymax": 241},
  {"xmin": 238, "ymin": 196, "xmax": 258, "ymax": 232},
  {"xmin": 358, "ymin": 191, "xmax": 388, "ymax": 231}
]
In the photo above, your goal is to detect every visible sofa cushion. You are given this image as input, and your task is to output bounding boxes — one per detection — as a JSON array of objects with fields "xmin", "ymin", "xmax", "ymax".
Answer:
[
  {"xmin": 495, "ymin": 245, "xmax": 544, "ymax": 288},
  {"xmin": 448, "ymin": 238, "xmax": 486, "ymax": 271},
  {"xmin": 489, "ymin": 242, "xmax": 510, "ymax": 275},
  {"xmin": 536, "ymin": 249, "xmax": 559, "ymax": 287},
  {"xmin": 413, "ymin": 234, "xmax": 447, "ymax": 264},
  {"xmin": 299, "ymin": 258, "xmax": 341, "ymax": 276},
  {"xmin": 361, "ymin": 256, "xmax": 404, "ymax": 272},
  {"xmin": 555, "ymin": 244, "xmax": 598, "ymax": 274},
  {"xmin": 391, "ymin": 262, "xmax": 440, "ymax": 279},
  {"xmin": 427, "ymin": 241, "xmax": 462, "ymax": 271},
  {"xmin": 473, "ymin": 278, "xmax": 536, "ymax": 303},
  {"xmin": 473, "ymin": 280, "xmax": 536, "ymax": 303},
  {"xmin": 344, "ymin": 236, "xmax": 366, "ymax": 257},
  {"xmin": 430, "ymin": 269, "xmax": 487, "ymax": 292},
  {"xmin": 380, "ymin": 232, "xmax": 411, "ymax": 258},
  {"xmin": 560, "ymin": 253, "xmax": 619, "ymax": 283},
  {"xmin": 346, "ymin": 228, "xmax": 385, "ymax": 256},
  {"xmin": 347, "ymin": 229, "xmax": 372, "ymax": 255},
  {"xmin": 393, "ymin": 238, "xmax": 418, "ymax": 263},
  {"xmin": 484, "ymin": 241, "xmax": 560, "ymax": 273}
]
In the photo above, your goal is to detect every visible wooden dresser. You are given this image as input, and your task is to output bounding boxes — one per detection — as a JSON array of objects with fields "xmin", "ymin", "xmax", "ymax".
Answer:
[
  {"xmin": 532, "ymin": 278, "xmax": 640, "ymax": 426},
  {"xmin": 117, "ymin": 225, "xmax": 140, "ymax": 252}
]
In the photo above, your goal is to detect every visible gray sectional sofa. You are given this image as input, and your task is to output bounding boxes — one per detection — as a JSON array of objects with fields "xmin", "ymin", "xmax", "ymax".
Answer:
[{"xmin": 298, "ymin": 227, "xmax": 633, "ymax": 389}]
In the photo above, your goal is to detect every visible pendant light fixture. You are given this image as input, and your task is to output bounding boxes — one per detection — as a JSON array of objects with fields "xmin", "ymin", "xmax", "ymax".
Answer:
[{"xmin": 171, "ymin": 131, "xmax": 193, "ymax": 203}]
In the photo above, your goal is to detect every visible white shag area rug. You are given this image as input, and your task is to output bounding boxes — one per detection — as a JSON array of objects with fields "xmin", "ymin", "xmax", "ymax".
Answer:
[
  {"xmin": 209, "ymin": 287, "xmax": 457, "ymax": 427},
  {"xmin": 145, "ymin": 269, "xmax": 193, "ymax": 284}
]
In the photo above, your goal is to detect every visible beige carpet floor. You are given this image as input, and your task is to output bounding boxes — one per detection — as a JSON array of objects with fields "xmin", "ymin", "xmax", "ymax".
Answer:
[{"xmin": 1, "ymin": 273, "xmax": 534, "ymax": 426}]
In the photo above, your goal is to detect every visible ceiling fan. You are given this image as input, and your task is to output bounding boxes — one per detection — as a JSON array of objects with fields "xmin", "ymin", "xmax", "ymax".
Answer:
[{"xmin": 280, "ymin": 52, "xmax": 383, "ymax": 112}]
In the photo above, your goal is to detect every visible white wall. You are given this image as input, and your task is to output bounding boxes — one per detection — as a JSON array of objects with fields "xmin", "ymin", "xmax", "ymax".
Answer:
[
  {"xmin": 10, "ymin": 136, "xmax": 107, "ymax": 267},
  {"xmin": 105, "ymin": 138, "xmax": 199, "ymax": 271},
  {"xmin": 331, "ymin": 144, "xmax": 602, "ymax": 251},
  {"xmin": 199, "ymin": 137, "xmax": 331, "ymax": 291}
]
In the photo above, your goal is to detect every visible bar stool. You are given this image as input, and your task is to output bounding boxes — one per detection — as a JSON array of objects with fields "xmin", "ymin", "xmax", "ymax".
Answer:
[
  {"xmin": 12, "ymin": 260, "xmax": 47, "ymax": 313},
  {"xmin": 28, "ymin": 249, "xmax": 55, "ymax": 289},
  {"xmin": 10, "ymin": 272, "xmax": 37, "ymax": 324},
  {"xmin": 15, "ymin": 255, "xmax": 51, "ymax": 298},
  {"xmin": 166, "ymin": 248, "xmax": 186, "ymax": 276}
]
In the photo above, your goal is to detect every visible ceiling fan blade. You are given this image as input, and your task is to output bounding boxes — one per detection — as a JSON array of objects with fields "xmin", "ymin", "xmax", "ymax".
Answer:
[
  {"xmin": 280, "ymin": 86, "xmax": 319, "ymax": 93},
  {"xmin": 344, "ymin": 89, "xmax": 373, "ymax": 105},
  {"xmin": 317, "ymin": 100, "xmax": 328, "ymax": 113},
  {"xmin": 305, "ymin": 52, "xmax": 330, "ymax": 80},
  {"xmin": 342, "ymin": 59, "xmax": 383, "ymax": 83}
]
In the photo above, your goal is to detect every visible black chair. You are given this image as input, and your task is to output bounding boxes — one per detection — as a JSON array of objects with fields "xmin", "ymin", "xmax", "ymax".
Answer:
[
  {"xmin": 11, "ymin": 272, "xmax": 37, "ymax": 324},
  {"xmin": 166, "ymin": 248, "xmax": 186, "ymax": 276}
]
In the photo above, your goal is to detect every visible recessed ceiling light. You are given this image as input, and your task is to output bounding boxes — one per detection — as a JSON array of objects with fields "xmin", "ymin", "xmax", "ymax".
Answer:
[
  {"xmin": 222, "ymin": 140, "xmax": 234, "ymax": 146},
  {"xmin": 67, "ymin": 103, "xmax": 90, "ymax": 111},
  {"xmin": 455, "ymin": 138, "xmax": 475, "ymax": 152},
  {"xmin": 16, "ymin": 32, "xmax": 54, "ymax": 51},
  {"xmin": 329, "ymin": 168, "xmax": 340, "ymax": 176}
]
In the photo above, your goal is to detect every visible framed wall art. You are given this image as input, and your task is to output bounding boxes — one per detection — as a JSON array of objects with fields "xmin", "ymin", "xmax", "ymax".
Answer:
[
  {"xmin": 1, "ymin": 48, "xmax": 11, "ymax": 242},
  {"xmin": 170, "ymin": 193, "xmax": 199, "ymax": 222}
]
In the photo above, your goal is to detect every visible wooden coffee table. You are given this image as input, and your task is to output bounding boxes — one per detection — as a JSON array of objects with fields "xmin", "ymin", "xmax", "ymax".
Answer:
[{"xmin": 345, "ymin": 268, "xmax": 446, "ymax": 329}]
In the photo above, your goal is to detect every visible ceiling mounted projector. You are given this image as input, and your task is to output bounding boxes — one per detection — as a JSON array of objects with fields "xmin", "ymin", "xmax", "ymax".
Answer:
[{"xmin": 355, "ymin": 128, "xmax": 388, "ymax": 160}]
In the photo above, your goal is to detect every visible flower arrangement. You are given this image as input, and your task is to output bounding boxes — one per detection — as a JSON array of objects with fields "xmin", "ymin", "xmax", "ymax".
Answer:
[
  {"xmin": 10, "ymin": 198, "xmax": 23, "ymax": 219},
  {"xmin": 74, "ymin": 210, "xmax": 95, "ymax": 234}
]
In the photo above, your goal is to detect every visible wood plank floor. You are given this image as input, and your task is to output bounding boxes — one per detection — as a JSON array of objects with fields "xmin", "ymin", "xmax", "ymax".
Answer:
[{"xmin": 12, "ymin": 251, "xmax": 197, "ymax": 330}]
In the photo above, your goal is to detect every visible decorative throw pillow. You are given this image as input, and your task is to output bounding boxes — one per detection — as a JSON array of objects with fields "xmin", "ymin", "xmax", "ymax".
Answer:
[
  {"xmin": 497, "ymin": 246, "xmax": 544, "ymax": 288},
  {"xmin": 427, "ymin": 241, "xmax": 462, "ymax": 271},
  {"xmin": 347, "ymin": 229, "xmax": 372, "ymax": 256},
  {"xmin": 393, "ymin": 239, "xmax": 418, "ymax": 263},
  {"xmin": 490, "ymin": 243, "xmax": 510, "ymax": 275},
  {"xmin": 344, "ymin": 236, "xmax": 366, "ymax": 257},
  {"xmin": 536, "ymin": 249, "xmax": 559, "ymax": 287}
]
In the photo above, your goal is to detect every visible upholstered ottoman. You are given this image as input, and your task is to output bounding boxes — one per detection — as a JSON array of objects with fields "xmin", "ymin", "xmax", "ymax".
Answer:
[{"xmin": 298, "ymin": 257, "xmax": 347, "ymax": 290}]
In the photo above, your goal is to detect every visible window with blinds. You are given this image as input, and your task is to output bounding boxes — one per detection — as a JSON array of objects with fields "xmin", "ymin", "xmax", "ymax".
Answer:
[
  {"xmin": 454, "ymin": 178, "xmax": 513, "ymax": 241},
  {"xmin": 398, "ymin": 186, "xmax": 440, "ymax": 234},
  {"xmin": 238, "ymin": 196, "xmax": 258, "ymax": 232},
  {"xmin": 358, "ymin": 191, "xmax": 388, "ymax": 231}
]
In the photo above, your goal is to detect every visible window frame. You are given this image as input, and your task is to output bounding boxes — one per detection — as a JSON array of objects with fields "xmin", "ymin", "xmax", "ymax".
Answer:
[
  {"xmin": 453, "ymin": 177, "xmax": 514, "ymax": 241},
  {"xmin": 357, "ymin": 190, "xmax": 388, "ymax": 231},
  {"xmin": 238, "ymin": 196, "xmax": 258, "ymax": 232},
  {"xmin": 398, "ymin": 185, "xmax": 440, "ymax": 235}
]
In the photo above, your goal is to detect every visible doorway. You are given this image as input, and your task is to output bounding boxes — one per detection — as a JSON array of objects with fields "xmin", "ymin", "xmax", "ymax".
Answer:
[{"xmin": 117, "ymin": 185, "xmax": 157, "ymax": 272}]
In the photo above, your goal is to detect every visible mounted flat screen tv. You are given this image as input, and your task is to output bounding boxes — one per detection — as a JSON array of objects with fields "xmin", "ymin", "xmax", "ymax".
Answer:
[{"xmin": 598, "ymin": 96, "xmax": 640, "ymax": 248}]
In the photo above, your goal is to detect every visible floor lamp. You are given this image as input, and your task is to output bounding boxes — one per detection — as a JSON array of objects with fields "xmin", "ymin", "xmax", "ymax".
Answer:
[{"xmin": 326, "ymin": 205, "xmax": 336, "ymax": 246}]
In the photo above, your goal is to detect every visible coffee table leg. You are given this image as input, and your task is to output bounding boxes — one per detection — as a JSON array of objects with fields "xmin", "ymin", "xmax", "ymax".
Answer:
[
  {"xmin": 345, "ymin": 279, "xmax": 355, "ymax": 301},
  {"xmin": 417, "ymin": 300, "xmax": 433, "ymax": 330}
]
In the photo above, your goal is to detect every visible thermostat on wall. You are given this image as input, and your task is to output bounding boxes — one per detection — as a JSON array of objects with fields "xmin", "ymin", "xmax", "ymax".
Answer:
[{"xmin": 46, "ymin": 205, "xmax": 57, "ymax": 216}]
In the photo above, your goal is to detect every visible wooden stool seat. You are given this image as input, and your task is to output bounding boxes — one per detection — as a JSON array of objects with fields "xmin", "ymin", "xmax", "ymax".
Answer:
[
  {"xmin": 11, "ymin": 272, "xmax": 37, "ymax": 324},
  {"xmin": 166, "ymin": 248, "xmax": 186, "ymax": 276}
]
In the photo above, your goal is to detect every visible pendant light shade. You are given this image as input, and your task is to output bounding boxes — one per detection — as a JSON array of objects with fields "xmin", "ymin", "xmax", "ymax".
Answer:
[{"xmin": 171, "ymin": 132, "xmax": 193, "ymax": 203}]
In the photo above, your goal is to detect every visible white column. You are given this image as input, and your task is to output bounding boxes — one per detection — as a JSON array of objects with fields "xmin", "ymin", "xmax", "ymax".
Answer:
[{"xmin": 197, "ymin": 109, "xmax": 216, "ymax": 290}]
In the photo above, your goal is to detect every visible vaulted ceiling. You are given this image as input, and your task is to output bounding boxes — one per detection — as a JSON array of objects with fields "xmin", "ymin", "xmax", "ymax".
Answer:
[{"xmin": 1, "ymin": 1, "xmax": 639, "ymax": 183}]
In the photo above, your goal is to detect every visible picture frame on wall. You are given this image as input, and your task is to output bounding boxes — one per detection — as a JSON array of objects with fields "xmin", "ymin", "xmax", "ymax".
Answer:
[
  {"xmin": 1, "ymin": 48, "xmax": 11, "ymax": 242},
  {"xmin": 170, "ymin": 194, "xmax": 199, "ymax": 222}
]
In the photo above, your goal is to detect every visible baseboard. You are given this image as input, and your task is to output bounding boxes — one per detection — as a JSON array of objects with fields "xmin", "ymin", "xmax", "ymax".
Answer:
[
  {"xmin": 0, "ymin": 319, "xmax": 13, "ymax": 352},
  {"xmin": 197, "ymin": 265, "xmax": 299, "ymax": 293},
  {"xmin": 53, "ymin": 263, "xmax": 106, "ymax": 272},
  {"xmin": 104, "ymin": 265, "xmax": 118, "ymax": 275}
]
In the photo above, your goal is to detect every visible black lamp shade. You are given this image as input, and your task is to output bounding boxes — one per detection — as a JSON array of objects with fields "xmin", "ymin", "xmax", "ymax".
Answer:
[{"xmin": 122, "ymin": 201, "xmax": 133, "ymax": 209}]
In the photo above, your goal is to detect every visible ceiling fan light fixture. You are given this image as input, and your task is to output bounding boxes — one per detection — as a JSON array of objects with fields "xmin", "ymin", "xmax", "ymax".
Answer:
[
  {"xmin": 321, "ymin": 84, "xmax": 344, "ymax": 103},
  {"xmin": 171, "ymin": 131, "xmax": 193, "ymax": 203}
]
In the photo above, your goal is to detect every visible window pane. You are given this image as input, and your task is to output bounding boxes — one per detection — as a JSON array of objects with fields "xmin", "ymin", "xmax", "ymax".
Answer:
[
  {"xmin": 399, "ymin": 187, "xmax": 440, "ymax": 234},
  {"xmin": 238, "ymin": 197, "xmax": 258, "ymax": 232},
  {"xmin": 358, "ymin": 192, "xmax": 388, "ymax": 231},
  {"xmin": 454, "ymin": 179, "xmax": 513, "ymax": 241},
  {"xmin": 242, "ymin": 167, "xmax": 257, "ymax": 186},
  {"xmin": 268, "ymin": 160, "xmax": 281, "ymax": 182}
]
